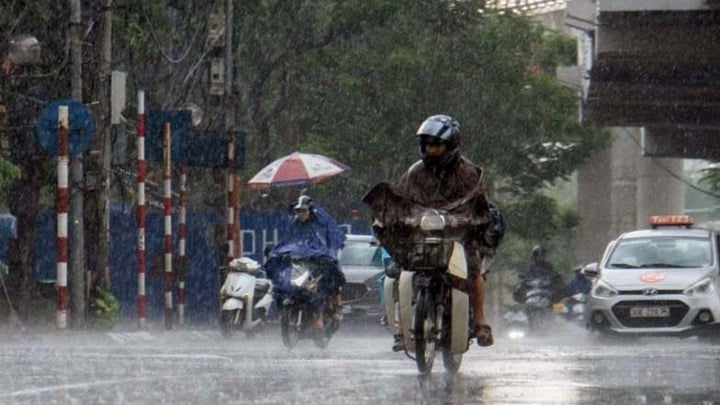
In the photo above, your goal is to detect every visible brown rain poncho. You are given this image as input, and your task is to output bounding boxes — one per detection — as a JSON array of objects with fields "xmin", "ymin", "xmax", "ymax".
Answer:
[{"xmin": 362, "ymin": 156, "xmax": 495, "ymax": 277}]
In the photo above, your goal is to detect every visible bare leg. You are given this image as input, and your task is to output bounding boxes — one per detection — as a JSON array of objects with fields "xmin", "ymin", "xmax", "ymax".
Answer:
[
  {"xmin": 471, "ymin": 256, "xmax": 493, "ymax": 346},
  {"xmin": 471, "ymin": 275, "xmax": 487, "ymax": 326},
  {"xmin": 333, "ymin": 293, "xmax": 343, "ymax": 321},
  {"xmin": 315, "ymin": 310, "xmax": 324, "ymax": 330}
]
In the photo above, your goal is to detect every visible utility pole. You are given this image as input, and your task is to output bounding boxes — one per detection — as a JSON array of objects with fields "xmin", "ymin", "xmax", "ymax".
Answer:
[
  {"xmin": 69, "ymin": 0, "xmax": 85, "ymax": 328},
  {"xmin": 224, "ymin": 0, "xmax": 236, "ymax": 264},
  {"xmin": 85, "ymin": 0, "xmax": 112, "ymax": 293},
  {"xmin": 224, "ymin": 0, "xmax": 234, "ymax": 133}
]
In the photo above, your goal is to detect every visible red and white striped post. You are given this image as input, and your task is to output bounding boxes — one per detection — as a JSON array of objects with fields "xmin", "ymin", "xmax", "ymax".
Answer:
[
  {"xmin": 56, "ymin": 106, "xmax": 69, "ymax": 330},
  {"xmin": 226, "ymin": 132, "xmax": 235, "ymax": 264},
  {"xmin": 178, "ymin": 164, "xmax": 187, "ymax": 325},
  {"xmin": 163, "ymin": 122, "xmax": 173, "ymax": 330},
  {"xmin": 234, "ymin": 175, "xmax": 242, "ymax": 258},
  {"xmin": 136, "ymin": 90, "xmax": 147, "ymax": 328}
]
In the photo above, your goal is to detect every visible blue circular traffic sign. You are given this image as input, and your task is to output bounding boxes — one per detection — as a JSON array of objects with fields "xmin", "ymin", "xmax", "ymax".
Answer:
[{"xmin": 36, "ymin": 99, "xmax": 95, "ymax": 156}]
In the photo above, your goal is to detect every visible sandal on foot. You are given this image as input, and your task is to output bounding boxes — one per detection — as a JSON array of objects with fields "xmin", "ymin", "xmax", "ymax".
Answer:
[
  {"xmin": 474, "ymin": 324, "xmax": 494, "ymax": 347},
  {"xmin": 392, "ymin": 334, "xmax": 405, "ymax": 352}
]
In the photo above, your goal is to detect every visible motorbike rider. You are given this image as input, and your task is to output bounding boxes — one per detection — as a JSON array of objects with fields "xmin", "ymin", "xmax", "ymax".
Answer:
[
  {"xmin": 568, "ymin": 264, "xmax": 591, "ymax": 295},
  {"xmin": 513, "ymin": 245, "xmax": 572, "ymax": 306},
  {"xmin": 265, "ymin": 194, "xmax": 346, "ymax": 331},
  {"xmin": 384, "ymin": 114, "xmax": 500, "ymax": 349}
]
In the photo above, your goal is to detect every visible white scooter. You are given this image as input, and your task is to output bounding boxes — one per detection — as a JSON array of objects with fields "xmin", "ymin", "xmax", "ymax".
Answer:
[{"xmin": 219, "ymin": 257, "xmax": 274, "ymax": 339}]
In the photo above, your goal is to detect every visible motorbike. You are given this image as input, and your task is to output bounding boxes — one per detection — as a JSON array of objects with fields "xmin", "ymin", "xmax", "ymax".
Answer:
[
  {"xmin": 271, "ymin": 253, "xmax": 341, "ymax": 349},
  {"xmin": 219, "ymin": 257, "xmax": 274, "ymax": 339},
  {"xmin": 365, "ymin": 182, "xmax": 489, "ymax": 375},
  {"xmin": 516, "ymin": 278, "xmax": 557, "ymax": 332},
  {"xmin": 502, "ymin": 309, "xmax": 529, "ymax": 339},
  {"xmin": 554, "ymin": 293, "xmax": 587, "ymax": 326}
]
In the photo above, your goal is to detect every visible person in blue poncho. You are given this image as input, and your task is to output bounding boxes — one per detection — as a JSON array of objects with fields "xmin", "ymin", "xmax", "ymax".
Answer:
[{"xmin": 264, "ymin": 194, "xmax": 346, "ymax": 330}]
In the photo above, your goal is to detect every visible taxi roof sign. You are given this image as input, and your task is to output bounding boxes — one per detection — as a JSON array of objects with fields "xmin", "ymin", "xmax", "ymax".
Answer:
[{"xmin": 649, "ymin": 215, "xmax": 694, "ymax": 228}]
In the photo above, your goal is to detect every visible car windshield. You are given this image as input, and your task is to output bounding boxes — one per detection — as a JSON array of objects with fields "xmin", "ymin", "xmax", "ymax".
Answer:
[
  {"xmin": 607, "ymin": 236, "xmax": 712, "ymax": 269},
  {"xmin": 340, "ymin": 241, "xmax": 383, "ymax": 267}
]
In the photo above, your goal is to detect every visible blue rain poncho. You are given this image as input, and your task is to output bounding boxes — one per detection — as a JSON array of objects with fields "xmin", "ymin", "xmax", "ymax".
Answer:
[{"xmin": 264, "ymin": 203, "xmax": 346, "ymax": 307}]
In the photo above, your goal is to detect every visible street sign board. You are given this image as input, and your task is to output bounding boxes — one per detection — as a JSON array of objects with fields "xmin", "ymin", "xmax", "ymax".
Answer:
[
  {"xmin": 146, "ymin": 110, "xmax": 191, "ymax": 164},
  {"xmin": 36, "ymin": 99, "xmax": 95, "ymax": 156},
  {"xmin": 185, "ymin": 130, "xmax": 245, "ymax": 169},
  {"xmin": 146, "ymin": 109, "xmax": 245, "ymax": 168}
]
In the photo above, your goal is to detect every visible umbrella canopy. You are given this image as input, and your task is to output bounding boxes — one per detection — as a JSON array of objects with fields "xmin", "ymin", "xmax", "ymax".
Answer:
[{"xmin": 247, "ymin": 152, "xmax": 350, "ymax": 190}]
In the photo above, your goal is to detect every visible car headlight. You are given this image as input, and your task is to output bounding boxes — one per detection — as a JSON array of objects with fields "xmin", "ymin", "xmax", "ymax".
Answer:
[
  {"xmin": 684, "ymin": 278, "xmax": 714, "ymax": 297},
  {"xmin": 420, "ymin": 214, "xmax": 445, "ymax": 231},
  {"xmin": 592, "ymin": 279, "xmax": 618, "ymax": 298}
]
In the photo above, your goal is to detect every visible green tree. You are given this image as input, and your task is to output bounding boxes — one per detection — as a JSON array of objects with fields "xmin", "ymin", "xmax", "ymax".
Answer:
[
  {"xmin": 110, "ymin": 1, "xmax": 607, "ymax": 219},
  {"xmin": 1, "ymin": 1, "xmax": 610, "ymax": 319},
  {"xmin": 1, "ymin": 0, "xmax": 71, "ymax": 320},
  {"xmin": 289, "ymin": 4, "xmax": 607, "ymax": 220},
  {"xmin": 0, "ymin": 156, "xmax": 18, "ymax": 179}
]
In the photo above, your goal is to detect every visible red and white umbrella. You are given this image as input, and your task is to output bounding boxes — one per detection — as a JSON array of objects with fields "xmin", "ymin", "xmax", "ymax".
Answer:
[{"xmin": 247, "ymin": 152, "xmax": 350, "ymax": 190}]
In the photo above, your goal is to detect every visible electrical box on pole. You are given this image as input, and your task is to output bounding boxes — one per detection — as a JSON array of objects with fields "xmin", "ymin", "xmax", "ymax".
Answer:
[
  {"xmin": 210, "ymin": 58, "xmax": 225, "ymax": 96},
  {"xmin": 206, "ymin": 12, "xmax": 225, "ymax": 49}
]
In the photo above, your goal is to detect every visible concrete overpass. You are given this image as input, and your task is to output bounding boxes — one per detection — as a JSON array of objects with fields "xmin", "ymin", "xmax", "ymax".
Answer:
[{"xmin": 492, "ymin": 0, "xmax": 720, "ymax": 263}]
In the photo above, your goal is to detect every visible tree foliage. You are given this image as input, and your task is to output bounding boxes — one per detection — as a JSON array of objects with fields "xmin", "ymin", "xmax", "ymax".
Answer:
[
  {"xmin": 699, "ymin": 164, "xmax": 720, "ymax": 193},
  {"xmin": 88, "ymin": 1, "xmax": 609, "ymax": 219},
  {"xmin": 281, "ymin": 2, "xmax": 608, "ymax": 220},
  {"xmin": 0, "ymin": 1, "xmax": 610, "ymax": 281}
]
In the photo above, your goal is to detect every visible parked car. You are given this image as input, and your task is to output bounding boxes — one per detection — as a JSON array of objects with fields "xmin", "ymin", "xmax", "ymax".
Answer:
[
  {"xmin": 585, "ymin": 215, "xmax": 720, "ymax": 341},
  {"xmin": 339, "ymin": 234, "xmax": 385, "ymax": 320}
]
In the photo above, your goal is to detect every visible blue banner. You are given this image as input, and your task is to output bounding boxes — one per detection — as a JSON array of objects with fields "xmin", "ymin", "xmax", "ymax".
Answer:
[{"xmin": 0, "ymin": 205, "xmax": 370, "ymax": 325}]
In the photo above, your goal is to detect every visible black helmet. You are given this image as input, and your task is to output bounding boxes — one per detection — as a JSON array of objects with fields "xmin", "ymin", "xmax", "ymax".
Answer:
[
  {"xmin": 532, "ymin": 245, "xmax": 545, "ymax": 258},
  {"xmin": 416, "ymin": 114, "xmax": 461, "ymax": 148},
  {"xmin": 416, "ymin": 114, "xmax": 461, "ymax": 170},
  {"xmin": 293, "ymin": 195, "xmax": 313, "ymax": 210}
]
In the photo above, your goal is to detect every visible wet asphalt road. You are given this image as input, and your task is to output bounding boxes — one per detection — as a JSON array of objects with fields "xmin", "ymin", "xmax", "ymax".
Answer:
[{"xmin": 1, "ymin": 321, "xmax": 719, "ymax": 405}]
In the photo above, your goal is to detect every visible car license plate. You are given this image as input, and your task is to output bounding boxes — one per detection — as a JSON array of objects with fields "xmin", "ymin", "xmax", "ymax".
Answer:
[{"xmin": 630, "ymin": 307, "xmax": 670, "ymax": 318}]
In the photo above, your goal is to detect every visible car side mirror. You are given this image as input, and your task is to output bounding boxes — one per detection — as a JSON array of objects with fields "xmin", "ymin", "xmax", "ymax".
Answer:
[{"xmin": 581, "ymin": 262, "xmax": 599, "ymax": 279}]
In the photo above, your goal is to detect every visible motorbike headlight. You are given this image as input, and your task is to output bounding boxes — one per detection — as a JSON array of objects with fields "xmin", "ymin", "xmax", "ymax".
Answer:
[
  {"xmin": 684, "ymin": 278, "xmax": 714, "ymax": 297},
  {"xmin": 592, "ymin": 280, "xmax": 618, "ymax": 298},
  {"xmin": 420, "ymin": 214, "xmax": 445, "ymax": 231}
]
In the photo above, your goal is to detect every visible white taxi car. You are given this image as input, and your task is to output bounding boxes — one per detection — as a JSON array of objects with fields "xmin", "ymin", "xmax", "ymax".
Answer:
[{"xmin": 585, "ymin": 215, "xmax": 720, "ymax": 339}]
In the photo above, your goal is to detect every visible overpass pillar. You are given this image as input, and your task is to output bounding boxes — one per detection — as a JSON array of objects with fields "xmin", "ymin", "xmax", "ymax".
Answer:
[
  {"xmin": 576, "ymin": 127, "xmax": 685, "ymax": 263},
  {"xmin": 636, "ymin": 152, "xmax": 685, "ymax": 227}
]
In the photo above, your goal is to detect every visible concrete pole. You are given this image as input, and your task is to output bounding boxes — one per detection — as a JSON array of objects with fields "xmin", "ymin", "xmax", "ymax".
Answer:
[
  {"xmin": 224, "ymin": 0, "xmax": 236, "ymax": 264},
  {"xmin": 69, "ymin": 0, "xmax": 85, "ymax": 328}
]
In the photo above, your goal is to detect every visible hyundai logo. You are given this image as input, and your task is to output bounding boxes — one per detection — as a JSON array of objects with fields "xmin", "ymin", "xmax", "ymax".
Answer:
[{"xmin": 643, "ymin": 288, "xmax": 659, "ymax": 296}]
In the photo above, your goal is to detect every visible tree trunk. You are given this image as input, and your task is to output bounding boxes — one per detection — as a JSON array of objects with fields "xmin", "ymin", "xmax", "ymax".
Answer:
[
  {"xmin": 69, "ymin": 0, "xmax": 85, "ymax": 328},
  {"xmin": 7, "ymin": 88, "xmax": 42, "ymax": 322},
  {"xmin": 7, "ymin": 171, "xmax": 40, "ymax": 322}
]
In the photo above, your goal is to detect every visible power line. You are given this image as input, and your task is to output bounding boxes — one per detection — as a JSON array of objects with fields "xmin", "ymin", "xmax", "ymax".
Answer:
[{"xmin": 140, "ymin": 4, "xmax": 201, "ymax": 65}]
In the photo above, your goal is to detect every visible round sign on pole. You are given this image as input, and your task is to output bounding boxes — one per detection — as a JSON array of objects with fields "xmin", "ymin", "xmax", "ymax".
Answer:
[{"xmin": 36, "ymin": 99, "xmax": 95, "ymax": 156}]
